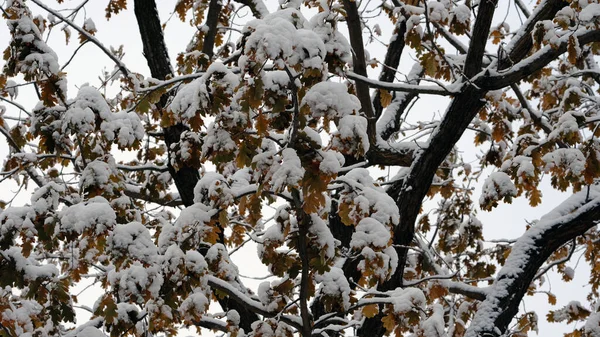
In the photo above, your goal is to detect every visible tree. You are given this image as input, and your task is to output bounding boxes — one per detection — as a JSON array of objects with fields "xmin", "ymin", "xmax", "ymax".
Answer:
[{"xmin": 1, "ymin": 0, "xmax": 600, "ymax": 336}]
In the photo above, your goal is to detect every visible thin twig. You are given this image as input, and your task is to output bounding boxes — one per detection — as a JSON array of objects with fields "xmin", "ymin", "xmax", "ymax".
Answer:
[{"xmin": 30, "ymin": 0, "xmax": 130, "ymax": 76}]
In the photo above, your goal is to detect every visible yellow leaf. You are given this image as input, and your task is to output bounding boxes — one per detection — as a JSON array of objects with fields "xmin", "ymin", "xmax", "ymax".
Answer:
[
  {"xmin": 420, "ymin": 52, "xmax": 438, "ymax": 77},
  {"xmin": 362, "ymin": 304, "xmax": 379, "ymax": 318},
  {"xmin": 528, "ymin": 188, "xmax": 542, "ymax": 207},
  {"xmin": 379, "ymin": 89, "xmax": 392, "ymax": 108},
  {"xmin": 567, "ymin": 35, "xmax": 579, "ymax": 66},
  {"xmin": 338, "ymin": 202, "xmax": 353, "ymax": 226},
  {"xmin": 490, "ymin": 29, "xmax": 502, "ymax": 44},
  {"xmin": 429, "ymin": 283, "xmax": 448, "ymax": 299},
  {"xmin": 381, "ymin": 313, "xmax": 397, "ymax": 333}
]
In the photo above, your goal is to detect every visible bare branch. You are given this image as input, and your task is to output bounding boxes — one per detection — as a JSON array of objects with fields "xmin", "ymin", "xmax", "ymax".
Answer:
[
  {"xmin": 373, "ymin": 20, "xmax": 407, "ymax": 118},
  {"xmin": 0, "ymin": 97, "xmax": 31, "ymax": 116},
  {"xmin": 534, "ymin": 239, "xmax": 576, "ymax": 280},
  {"xmin": 463, "ymin": 0, "xmax": 498, "ymax": 77},
  {"xmin": 202, "ymin": 0, "xmax": 222, "ymax": 59},
  {"xmin": 515, "ymin": 0, "xmax": 532, "ymax": 18},
  {"xmin": 342, "ymin": 0, "xmax": 376, "ymax": 146}
]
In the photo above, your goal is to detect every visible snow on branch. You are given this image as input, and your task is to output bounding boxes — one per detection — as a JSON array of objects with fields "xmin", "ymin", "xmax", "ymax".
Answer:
[
  {"xmin": 136, "ymin": 72, "xmax": 206, "ymax": 93},
  {"xmin": 206, "ymin": 275, "xmax": 302, "ymax": 330},
  {"xmin": 466, "ymin": 187, "xmax": 600, "ymax": 337},
  {"xmin": 30, "ymin": 0, "xmax": 131, "ymax": 77},
  {"xmin": 483, "ymin": 28, "xmax": 600, "ymax": 89},
  {"xmin": 346, "ymin": 71, "xmax": 460, "ymax": 96}
]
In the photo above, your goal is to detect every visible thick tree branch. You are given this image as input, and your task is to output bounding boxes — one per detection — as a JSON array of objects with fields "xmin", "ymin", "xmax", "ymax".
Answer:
[
  {"xmin": 377, "ymin": 63, "xmax": 425, "ymax": 141},
  {"xmin": 194, "ymin": 317, "xmax": 228, "ymax": 333},
  {"xmin": 202, "ymin": 0, "xmax": 222, "ymax": 59},
  {"xmin": 497, "ymin": 0, "xmax": 568, "ymax": 71},
  {"xmin": 463, "ymin": 0, "xmax": 498, "ymax": 77},
  {"xmin": 466, "ymin": 191, "xmax": 600, "ymax": 337},
  {"xmin": 484, "ymin": 28, "xmax": 600, "ymax": 89},
  {"xmin": 342, "ymin": 0, "xmax": 376, "ymax": 146},
  {"xmin": 206, "ymin": 276, "xmax": 303, "ymax": 331},
  {"xmin": 122, "ymin": 184, "xmax": 183, "ymax": 207},
  {"xmin": 134, "ymin": 0, "xmax": 198, "ymax": 208},
  {"xmin": 373, "ymin": 20, "xmax": 407, "ymax": 118}
]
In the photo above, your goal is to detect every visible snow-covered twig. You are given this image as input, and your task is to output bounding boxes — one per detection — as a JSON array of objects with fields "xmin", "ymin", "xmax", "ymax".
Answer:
[
  {"xmin": 346, "ymin": 71, "xmax": 459, "ymax": 96},
  {"xmin": 117, "ymin": 163, "xmax": 169, "ymax": 172},
  {"xmin": 514, "ymin": 0, "xmax": 532, "ymax": 18},
  {"xmin": 206, "ymin": 275, "xmax": 303, "ymax": 331},
  {"xmin": 137, "ymin": 72, "xmax": 206, "ymax": 93},
  {"xmin": 30, "ymin": 0, "xmax": 131, "ymax": 77},
  {"xmin": 402, "ymin": 271, "xmax": 459, "ymax": 287},
  {"xmin": 0, "ymin": 97, "xmax": 31, "ymax": 116},
  {"xmin": 193, "ymin": 316, "xmax": 228, "ymax": 333},
  {"xmin": 0, "ymin": 125, "xmax": 46, "ymax": 188},
  {"xmin": 534, "ymin": 239, "xmax": 576, "ymax": 280}
]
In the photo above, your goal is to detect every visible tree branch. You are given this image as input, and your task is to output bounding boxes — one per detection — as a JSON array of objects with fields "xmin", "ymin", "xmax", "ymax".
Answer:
[
  {"xmin": 133, "ymin": 1, "xmax": 260, "ymax": 331},
  {"xmin": 342, "ymin": 0, "xmax": 376, "ymax": 146},
  {"xmin": 466, "ymin": 191, "xmax": 600, "ymax": 337},
  {"xmin": 497, "ymin": 0, "xmax": 568, "ymax": 71},
  {"xmin": 372, "ymin": 20, "xmax": 407, "ymax": 118},
  {"xmin": 377, "ymin": 63, "xmax": 425, "ymax": 141},
  {"xmin": 346, "ymin": 71, "xmax": 458, "ymax": 96},
  {"xmin": 202, "ymin": 0, "xmax": 222, "ymax": 59},
  {"xmin": 193, "ymin": 316, "xmax": 228, "ymax": 333},
  {"xmin": 206, "ymin": 275, "xmax": 303, "ymax": 331},
  {"xmin": 30, "ymin": 0, "xmax": 130, "ymax": 77},
  {"xmin": 515, "ymin": 0, "xmax": 532, "ymax": 18},
  {"xmin": 483, "ymin": 28, "xmax": 600, "ymax": 89},
  {"xmin": 232, "ymin": 0, "xmax": 268, "ymax": 19},
  {"xmin": 463, "ymin": 0, "xmax": 498, "ymax": 77}
]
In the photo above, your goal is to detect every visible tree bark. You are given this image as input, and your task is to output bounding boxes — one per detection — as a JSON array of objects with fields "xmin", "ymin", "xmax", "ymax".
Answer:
[
  {"xmin": 133, "ymin": 0, "xmax": 199, "ymax": 208},
  {"xmin": 466, "ymin": 197, "xmax": 600, "ymax": 336}
]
